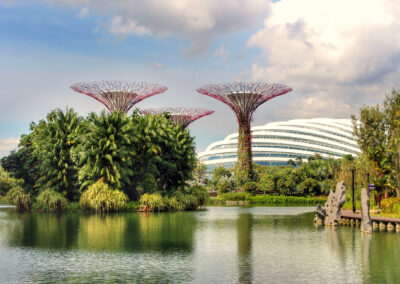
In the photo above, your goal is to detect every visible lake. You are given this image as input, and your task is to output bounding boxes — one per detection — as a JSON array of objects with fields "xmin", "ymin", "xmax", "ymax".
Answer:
[{"xmin": 0, "ymin": 205, "xmax": 399, "ymax": 283}]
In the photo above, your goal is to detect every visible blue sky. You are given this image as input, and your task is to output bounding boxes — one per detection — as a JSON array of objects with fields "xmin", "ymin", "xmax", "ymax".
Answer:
[{"xmin": 1, "ymin": 0, "xmax": 400, "ymax": 156}]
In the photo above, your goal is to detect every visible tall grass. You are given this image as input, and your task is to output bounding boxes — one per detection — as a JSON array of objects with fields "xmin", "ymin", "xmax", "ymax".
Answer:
[
  {"xmin": 80, "ymin": 181, "xmax": 128, "ymax": 212},
  {"xmin": 35, "ymin": 189, "xmax": 68, "ymax": 212},
  {"xmin": 139, "ymin": 186, "xmax": 209, "ymax": 212},
  {"xmin": 5, "ymin": 186, "xmax": 31, "ymax": 211}
]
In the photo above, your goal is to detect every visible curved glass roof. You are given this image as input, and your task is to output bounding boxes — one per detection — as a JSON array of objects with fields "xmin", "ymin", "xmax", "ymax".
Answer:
[{"xmin": 198, "ymin": 118, "xmax": 360, "ymax": 169}]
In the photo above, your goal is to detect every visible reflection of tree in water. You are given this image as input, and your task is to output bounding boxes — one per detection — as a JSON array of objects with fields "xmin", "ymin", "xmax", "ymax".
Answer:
[
  {"xmin": 78, "ymin": 214, "xmax": 127, "ymax": 251},
  {"xmin": 5, "ymin": 211, "xmax": 198, "ymax": 253},
  {"xmin": 237, "ymin": 213, "xmax": 253, "ymax": 283},
  {"xmin": 125, "ymin": 211, "xmax": 197, "ymax": 252},
  {"xmin": 368, "ymin": 233, "xmax": 400, "ymax": 283},
  {"xmin": 6, "ymin": 211, "xmax": 80, "ymax": 249}
]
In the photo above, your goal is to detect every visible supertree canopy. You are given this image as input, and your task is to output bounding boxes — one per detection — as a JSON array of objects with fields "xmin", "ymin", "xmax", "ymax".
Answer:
[
  {"xmin": 70, "ymin": 80, "xmax": 167, "ymax": 113},
  {"xmin": 141, "ymin": 107, "xmax": 214, "ymax": 129},
  {"xmin": 197, "ymin": 82, "xmax": 292, "ymax": 182}
]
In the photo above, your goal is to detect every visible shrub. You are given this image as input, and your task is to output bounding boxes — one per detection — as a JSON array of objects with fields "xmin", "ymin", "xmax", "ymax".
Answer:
[
  {"xmin": 300, "ymin": 178, "xmax": 320, "ymax": 196},
  {"xmin": 0, "ymin": 166, "xmax": 23, "ymax": 196},
  {"xmin": 140, "ymin": 193, "xmax": 165, "ymax": 212},
  {"xmin": 380, "ymin": 197, "xmax": 400, "ymax": 213},
  {"xmin": 35, "ymin": 189, "xmax": 68, "ymax": 212},
  {"xmin": 187, "ymin": 185, "xmax": 209, "ymax": 206},
  {"xmin": 216, "ymin": 176, "xmax": 235, "ymax": 194},
  {"xmin": 248, "ymin": 195, "xmax": 325, "ymax": 205},
  {"xmin": 242, "ymin": 181, "xmax": 258, "ymax": 193},
  {"xmin": 217, "ymin": 192, "xmax": 251, "ymax": 201},
  {"xmin": 5, "ymin": 186, "xmax": 31, "ymax": 211},
  {"xmin": 80, "ymin": 181, "xmax": 128, "ymax": 212}
]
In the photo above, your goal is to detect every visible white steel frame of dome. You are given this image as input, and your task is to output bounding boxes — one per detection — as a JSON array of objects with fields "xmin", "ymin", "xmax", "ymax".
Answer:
[{"xmin": 198, "ymin": 118, "xmax": 361, "ymax": 171}]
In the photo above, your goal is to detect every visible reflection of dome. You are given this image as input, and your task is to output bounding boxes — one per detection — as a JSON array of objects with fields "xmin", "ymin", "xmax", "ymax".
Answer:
[{"xmin": 198, "ymin": 118, "xmax": 360, "ymax": 171}]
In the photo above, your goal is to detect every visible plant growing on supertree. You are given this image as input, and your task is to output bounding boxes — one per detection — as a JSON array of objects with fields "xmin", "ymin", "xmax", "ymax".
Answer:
[
  {"xmin": 141, "ymin": 107, "xmax": 214, "ymax": 128},
  {"xmin": 197, "ymin": 82, "xmax": 292, "ymax": 186},
  {"xmin": 70, "ymin": 80, "xmax": 167, "ymax": 113}
]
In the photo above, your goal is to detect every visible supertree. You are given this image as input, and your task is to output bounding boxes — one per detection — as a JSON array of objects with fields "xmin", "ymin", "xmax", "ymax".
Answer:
[
  {"xmin": 70, "ymin": 80, "xmax": 167, "ymax": 113},
  {"xmin": 197, "ymin": 82, "xmax": 292, "ymax": 181},
  {"xmin": 141, "ymin": 107, "xmax": 214, "ymax": 128}
]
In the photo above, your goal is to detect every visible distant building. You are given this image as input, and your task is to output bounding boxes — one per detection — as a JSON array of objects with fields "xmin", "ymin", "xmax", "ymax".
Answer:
[{"xmin": 198, "ymin": 118, "xmax": 360, "ymax": 171}]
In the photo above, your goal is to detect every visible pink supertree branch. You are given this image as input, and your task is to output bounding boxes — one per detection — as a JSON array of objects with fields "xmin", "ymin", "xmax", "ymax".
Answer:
[
  {"xmin": 197, "ymin": 82, "xmax": 292, "ymax": 122},
  {"xmin": 141, "ymin": 107, "xmax": 214, "ymax": 128},
  {"xmin": 70, "ymin": 80, "xmax": 167, "ymax": 113}
]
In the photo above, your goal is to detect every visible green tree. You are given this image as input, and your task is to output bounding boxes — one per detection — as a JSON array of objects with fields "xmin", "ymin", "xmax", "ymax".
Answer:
[
  {"xmin": 0, "ymin": 165, "xmax": 23, "ymax": 196},
  {"xmin": 132, "ymin": 113, "xmax": 196, "ymax": 196},
  {"xmin": 384, "ymin": 89, "xmax": 400, "ymax": 195},
  {"xmin": 352, "ymin": 105, "xmax": 392, "ymax": 198},
  {"xmin": 30, "ymin": 108, "xmax": 82, "ymax": 200},
  {"xmin": 76, "ymin": 110, "xmax": 136, "ymax": 193}
]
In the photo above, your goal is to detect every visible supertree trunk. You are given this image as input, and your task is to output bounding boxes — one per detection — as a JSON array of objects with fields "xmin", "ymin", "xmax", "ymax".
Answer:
[
  {"xmin": 197, "ymin": 82, "xmax": 292, "ymax": 185},
  {"xmin": 237, "ymin": 116, "xmax": 253, "ymax": 180}
]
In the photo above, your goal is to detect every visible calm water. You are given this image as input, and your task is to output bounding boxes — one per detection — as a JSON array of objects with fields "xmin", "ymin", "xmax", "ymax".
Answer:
[{"xmin": 0, "ymin": 205, "xmax": 399, "ymax": 283}]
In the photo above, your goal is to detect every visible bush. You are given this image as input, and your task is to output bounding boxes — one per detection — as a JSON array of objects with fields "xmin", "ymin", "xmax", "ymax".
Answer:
[
  {"xmin": 0, "ymin": 166, "xmax": 23, "ymax": 196},
  {"xmin": 5, "ymin": 186, "xmax": 31, "ymax": 211},
  {"xmin": 216, "ymin": 176, "xmax": 235, "ymax": 194},
  {"xmin": 80, "ymin": 181, "xmax": 128, "ymax": 212},
  {"xmin": 380, "ymin": 197, "xmax": 400, "ymax": 213},
  {"xmin": 217, "ymin": 192, "xmax": 251, "ymax": 201},
  {"xmin": 248, "ymin": 195, "xmax": 326, "ymax": 205},
  {"xmin": 242, "ymin": 181, "xmax": 258, "ymax": 193},
  {"xmin": 35, "ymin": 189, "xmax": 68, "ymax": 212},
  {"xmin": 140, "ymin": 193, "xmax": 165, "ymax": 212},
  {"xmin": 300, "ymin": 178, "xmax": 320, "ymax": 196},
  {"xmin": 140, "ymin": 186, "xmax": 208, "ymax": 212}
]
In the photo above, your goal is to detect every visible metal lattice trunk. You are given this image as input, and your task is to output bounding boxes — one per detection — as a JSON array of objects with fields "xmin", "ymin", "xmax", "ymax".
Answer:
[
  {"xmin": 141, "ymin": 107, "xmax": 214, "ymax": 128},
  {"xmin": 70, "ymin": 80, "xmax": 167, "ymax": 113},
  {"xmin": 197, "ymin": 82, "xmax": 292, "ymax": 182}
]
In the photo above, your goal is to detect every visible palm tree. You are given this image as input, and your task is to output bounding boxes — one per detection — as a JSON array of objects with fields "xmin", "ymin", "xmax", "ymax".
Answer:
[
  {"xmin": 32, "ymin": 108, "xmax": 82, "ymax": 200},
  {"xmin": 76, "ymin": 110, "xmax": 136, "ymax": 191}
]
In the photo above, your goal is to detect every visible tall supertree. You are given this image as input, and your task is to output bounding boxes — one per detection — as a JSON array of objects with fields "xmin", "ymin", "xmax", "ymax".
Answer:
[
  {"xmin": 70, "ymin": 80, "xmax": 167, "ymax": 113},
  {"xmin": 197, "ymin": 82, "xmax": 292, "ymax": 181},
  {"xmin": 141, "ymin": 107, "xmax": 214, "ymax": 129}
]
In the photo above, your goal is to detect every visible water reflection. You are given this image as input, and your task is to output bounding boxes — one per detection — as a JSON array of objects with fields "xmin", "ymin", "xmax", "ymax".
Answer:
[
  {"xmin": 4, "ymin": 210, "xmax": 197, "ymax": 253},
  {"xmin": 1, "ymin": 206, "xmax": 400, "ymax": 283},
  {"xmin": 237, "ymin": 213, "xmax": 253, "ymax": 283}
]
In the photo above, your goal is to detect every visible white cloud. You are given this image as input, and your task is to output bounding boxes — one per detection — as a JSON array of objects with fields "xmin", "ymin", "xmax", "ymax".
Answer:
[
  {"xmin": 213, "ymin": 45, "xmax": 230, "ymax": 60},
  {"xmin": 77, "ymin": 7, "xmax": 88, "ymax": 18},
  {"xmin": 248, "ymin": 0, "xmax": 400, "ymax": 119},
  {"xmin": 0, "ymin": 137, "xmax": 19, "ymax": 158},
  {"xmin": 43, "ymin": 0, "xmax": 268, "ymax": 56}
]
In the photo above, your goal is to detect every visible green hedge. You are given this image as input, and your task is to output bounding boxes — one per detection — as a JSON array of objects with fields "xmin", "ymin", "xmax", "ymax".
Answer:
[
  {"xmin": 249, "ymin": 195, "xmax": 326, "ymax": 205},
  {"xmin": 214, "ymin": 192, "xmax": 326, "ymax": 205}
]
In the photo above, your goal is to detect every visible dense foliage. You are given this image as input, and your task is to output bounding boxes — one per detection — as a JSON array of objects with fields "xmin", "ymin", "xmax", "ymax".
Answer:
[
  {"xmin": 80, "ymin": 180, "xmax": 129, "ymax": 212},
  {"xmin": 76, "ymin": 111, "xmax": 135, "ymax": 192},
  {"xmin": 209, "ymin": 155, "xmax": 339, "ymax": 197},
  {"xmin": 0, "ymin": 165, "xmax": 23, "ymax": 196},
  {"xmin": 5, "ymin": 186, "xmax": 31, "ymax": 211},
  {"xmin": 35, "ymin": 189, "xmax": 68, "ymax": 212},
  {"xmin": 0, "ymin": 108, "xmax": 197, "ymax": 211},
  {"xmin": 352, "ymin": 89, "xmax": 400, "ymax": 202},
  {"xmin": 139, "ymin": 185, "xmax": 208, "ymax": 212}
]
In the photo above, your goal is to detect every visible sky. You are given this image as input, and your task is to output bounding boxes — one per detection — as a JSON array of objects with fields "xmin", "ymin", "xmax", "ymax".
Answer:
[{"xmin": 1, "ymin": 0, "xmax": 400, "ymax": 157}]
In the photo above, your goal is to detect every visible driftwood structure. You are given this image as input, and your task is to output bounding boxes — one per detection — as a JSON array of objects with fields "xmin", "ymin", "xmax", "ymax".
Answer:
[
  {"xmin": 314, "ymin": 181, "xmax": 346, "ymax": 226},
  {"xmin": 361, "ymin": 187, "xmax": 373, "ymax": 233}
]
